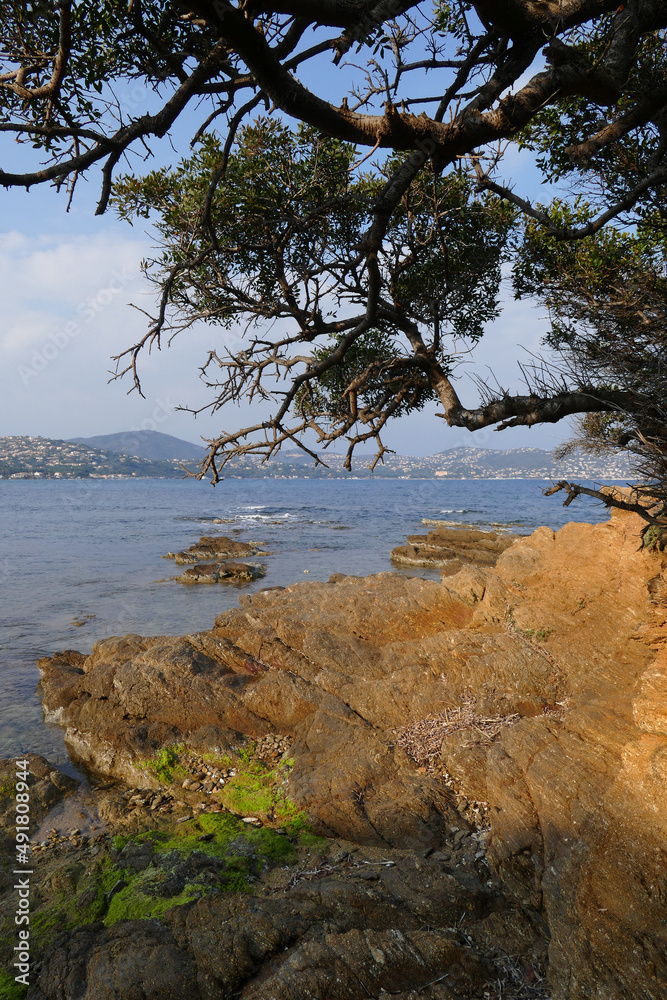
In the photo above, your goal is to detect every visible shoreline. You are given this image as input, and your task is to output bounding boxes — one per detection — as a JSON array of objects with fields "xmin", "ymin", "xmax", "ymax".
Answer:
[{"xmin": 4, "ymin": 511, "xmax": 663, "ymax": 999}]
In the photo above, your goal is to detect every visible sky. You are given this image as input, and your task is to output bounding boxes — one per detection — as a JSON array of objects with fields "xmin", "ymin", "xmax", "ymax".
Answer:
[{"xmin": 0, "ymin": 28, "xmax": 572, "ymax": 458}]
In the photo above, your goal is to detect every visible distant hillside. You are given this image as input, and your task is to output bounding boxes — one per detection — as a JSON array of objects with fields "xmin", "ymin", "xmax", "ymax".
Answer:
[
  {"xmin": 0, "ymin": 437, "xmax": 194, "ymax": 479},
  {"xmin": 69, "ymin": 429, "xmax": 205, "ymax": 461},
  {"xmin": 423, "ymin": 445, "xmax": 631, "ymax": 480},
  {"xmin": 0, "ymin": 437, "xmax": 631, "ymax": 481},
  {"xmin": 253, "ymin": 445, "xmax": 631, "ymax": 480}
]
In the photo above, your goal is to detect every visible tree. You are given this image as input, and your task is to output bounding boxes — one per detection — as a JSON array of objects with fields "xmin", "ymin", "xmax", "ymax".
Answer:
[
  {"xmin": 515, "ymin": 207, "xmax": 667, "ymax": 527},
  {"xmin": 112, "ymin": 118, "xmax": 515, "ymax": 472},
  {"xmin": 2, "ymin": 2, "xmax": 667, "ymax": 513}
]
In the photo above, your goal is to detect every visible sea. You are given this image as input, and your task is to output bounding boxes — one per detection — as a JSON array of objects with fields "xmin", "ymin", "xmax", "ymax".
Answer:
[{"xmin": 0, "ymin": 477, "xmax": 623, "ymax": 767}]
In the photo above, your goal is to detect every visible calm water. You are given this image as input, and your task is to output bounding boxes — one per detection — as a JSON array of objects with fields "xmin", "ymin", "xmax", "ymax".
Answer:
[{"xmin": 0, "ymin": 477, "xmax": 618, "ymax": 764}]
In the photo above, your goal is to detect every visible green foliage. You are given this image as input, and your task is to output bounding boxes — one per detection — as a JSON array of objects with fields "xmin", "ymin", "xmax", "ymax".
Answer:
[
  {"xmin": 0, "ymin": 2, "xmax": 216, "ymax": 149},
  {"xmin": 6, "ymin": 0, "xmax": 666, "ymax": 491},
  {"xmin": 521, "ymin": 627, "xmax": 553, "ymax": 641},
  {"xmin": 385, "ymin": 161, "xmax": 516, "ymax": 340},
  {"xmin": 295, "ymin": 328, "xmax": 434, "ymax": 421},
  {"xmin": 434, "ymin": 2, "xmax": 475, "ymax": 39},
  {"xmin": 113, "ymin": 119, "xmax": 515, "ymax": 440},
  {"xmin": 236, "ymin": 742, "xmax": 257, "ymax": 766},
  {"xmin": 519, "ymin": 28, "xmax": 667, "ymax": 214},
  {"xmin": 513, "ymin": 193, "xmax": 667, "ymax": 512},
  {"xmin": 114, "ymin": 119, "xmax": 372, "ymax": 323},
  {"xmin": 514, "ymin": 203, "xmax": 666, "ymax": 352},
  {"xmin": 114, "ymin": 122, "xmax": 514, "ymax": 347}
]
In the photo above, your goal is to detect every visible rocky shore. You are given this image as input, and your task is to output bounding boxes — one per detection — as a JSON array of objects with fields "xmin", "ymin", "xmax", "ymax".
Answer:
[
  {"xmin": 390, "ymin": 526, "xmax": 520, "ymax": 575},
  {"xmin": 1, "ymin": 516, "xmax": 665, "ymax": 999}
]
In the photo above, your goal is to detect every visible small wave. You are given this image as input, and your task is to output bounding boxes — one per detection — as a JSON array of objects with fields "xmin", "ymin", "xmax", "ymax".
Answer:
[
  {"xmin": 235, "ymin": 513, "xmax": 286, "ymax": 521},
  {"xmin": 439, "ymin": 509, "xmax": 467, "ymax": 514}
]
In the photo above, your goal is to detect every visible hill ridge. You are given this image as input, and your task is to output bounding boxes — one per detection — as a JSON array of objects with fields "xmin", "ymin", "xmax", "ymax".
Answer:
[{"xmin": 69, "ymin": 429, "xmax": 205, "ymax": 461}]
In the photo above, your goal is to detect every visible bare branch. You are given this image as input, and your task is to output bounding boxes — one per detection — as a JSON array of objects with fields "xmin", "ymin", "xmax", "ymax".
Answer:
[
  {"xmin": 543, "ymin": 480, "xmax": 664, "ymax": 525},
  {"xmin": 474, "ymin": 161, "xmax": 667, "ymax": 240}
]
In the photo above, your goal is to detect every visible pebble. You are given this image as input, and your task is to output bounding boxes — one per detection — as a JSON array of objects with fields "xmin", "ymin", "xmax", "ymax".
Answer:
[{"xmin": 431, "ymin": 850, "xmax": 450, "ymax": 862}]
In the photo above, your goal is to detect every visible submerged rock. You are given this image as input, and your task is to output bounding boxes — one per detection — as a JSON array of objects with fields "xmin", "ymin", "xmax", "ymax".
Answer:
[
  {"xmin": 177, "ymin": 561, "xmax": 266, "ymax": 584},
  {"xmin": 165, "ymin": 535, "xmax": 266, "ymax": 564},
  {"xmin": 391, "ymin": 526, "xmax": 519, "ymax": 575},
  {"xmin": 0, "ymin": 755, "xmax": 78, "ymax": 853}
]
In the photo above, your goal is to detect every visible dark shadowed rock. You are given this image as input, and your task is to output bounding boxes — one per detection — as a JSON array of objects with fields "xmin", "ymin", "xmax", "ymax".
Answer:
[
  {"xmin": 27, "ymin": 850, "xmax": 509, "ymax": 1000},
  {"xmin": 0, "ymin": 755, "xmax": 78, "ymax": 850},
  {"xmin": 178, "ymin": 561, "xmax": 266, "ymax": 584},
  {"xmin": 26, "ymin": 921, "xmax": 199, "ymax": 1000}
]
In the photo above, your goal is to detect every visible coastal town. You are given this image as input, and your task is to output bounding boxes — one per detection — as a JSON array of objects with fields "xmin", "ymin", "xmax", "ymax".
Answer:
[{"xmin": 0, "ymin": 435, "xmax": 631, "ymax": 481}]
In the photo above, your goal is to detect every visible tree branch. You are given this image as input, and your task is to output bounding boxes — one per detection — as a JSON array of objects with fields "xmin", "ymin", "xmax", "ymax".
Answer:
[
  {"xmin": 1, "ymin": 1, "xmax": 71, "ymax": 101},
  {"xmin": 473, "ymin": 163, "xmax": 667, "ymax": 239},
  {"xmin": 441, "ymin": 387, "xmax": 635, "ymax": 431},
  {"xmin": 543, "ymin": 480, "xmax": 663, "ymax": 525}
]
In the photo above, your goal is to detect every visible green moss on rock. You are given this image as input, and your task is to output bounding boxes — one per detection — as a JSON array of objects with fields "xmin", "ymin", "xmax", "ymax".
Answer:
[
  {"xmin": 138, "ymin": 744, "xmax": 187, "ymax": 784},
  {"xmin": 130, "ymin": 812, "xmax": 296, "ymax": 865},
  {"xmin": 18, "ymin": 810, "xmax": 301, "ymax": 964},
  {"xmin": 104, "ymin": 880, "xmax": 204, "ymax": 926},
  {"xmin": 0, "ymin": 968, "xmax": 29, "ymax": 1000},
  {"xmin": 214, "ymin": 757, "xmax": 311, "ymax": 833},
  {"xmin": 0, "ymin": 778, "xmax": 16, "ymax": 800}
]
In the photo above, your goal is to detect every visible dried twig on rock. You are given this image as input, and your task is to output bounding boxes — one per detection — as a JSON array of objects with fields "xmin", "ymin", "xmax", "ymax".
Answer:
[{"xmin": 393, "ymin": 699, "xmax": 520, "ymax": 770}]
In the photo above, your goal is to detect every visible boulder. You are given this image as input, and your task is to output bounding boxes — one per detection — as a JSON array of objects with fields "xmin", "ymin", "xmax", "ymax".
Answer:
[
  {"xmin": 391, "ymin": 526, "xmax": 520, "ymax": 575},
  {"xmin": 164, "ymin": 536, "xmax": 266, "ymax": 564}
]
